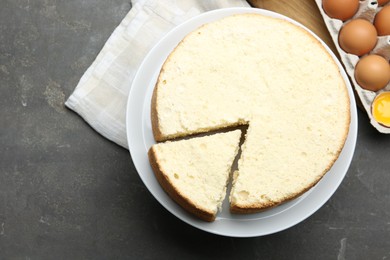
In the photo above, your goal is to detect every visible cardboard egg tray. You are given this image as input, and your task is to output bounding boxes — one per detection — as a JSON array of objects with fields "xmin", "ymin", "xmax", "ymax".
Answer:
[{"xmin": 314, "ymin": 0, "xmax": 390, "ymax": 133}]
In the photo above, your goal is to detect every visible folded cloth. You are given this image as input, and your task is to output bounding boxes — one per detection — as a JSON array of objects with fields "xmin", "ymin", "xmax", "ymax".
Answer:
[{"xmin": 65, "ymin": 0, "xmax": 250, "ymax": 148}]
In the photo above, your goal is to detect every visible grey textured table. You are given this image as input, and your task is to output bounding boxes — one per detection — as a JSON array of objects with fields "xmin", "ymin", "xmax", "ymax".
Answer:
[{"xmin": 1, "ymin": 1, "xmax": 390, "ymax": 259}]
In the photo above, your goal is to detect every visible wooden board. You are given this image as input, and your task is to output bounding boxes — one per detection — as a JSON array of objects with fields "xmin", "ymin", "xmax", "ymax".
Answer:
[{"xmin": 248, "ymin": 0, "xmax": 338, "ymax": 56}]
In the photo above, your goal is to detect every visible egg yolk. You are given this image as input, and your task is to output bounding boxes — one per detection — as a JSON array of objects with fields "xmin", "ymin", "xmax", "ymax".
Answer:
[{"xmin": 372, "ymin": 92, "xmax": 390, "ymax": 127}]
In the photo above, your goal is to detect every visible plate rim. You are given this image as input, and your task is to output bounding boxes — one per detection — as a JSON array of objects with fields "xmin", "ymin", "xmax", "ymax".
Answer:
[{"xmin": 126, "ymin": 7, "xmax": 358, "ymax": 237}]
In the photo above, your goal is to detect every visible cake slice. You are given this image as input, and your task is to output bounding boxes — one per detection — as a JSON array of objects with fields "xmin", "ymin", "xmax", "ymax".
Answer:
[{"xmin": 148, "ymin": 130, "xmax": 241, "ymax": 222}]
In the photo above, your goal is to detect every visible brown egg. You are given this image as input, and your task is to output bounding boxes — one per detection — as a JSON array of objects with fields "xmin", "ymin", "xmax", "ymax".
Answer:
[
  {"xmin": 377, "ymin": 0, "xmax": 390, "ymax": 6},
  {"xmin": 339, "ymin": 19, "xmax": 378, "ymax": 56},
  {"xmin": 374, "ymin": 6, "xmax": 390, "ymax": 36},
  {"xmin": 322, "ymin": 0, "xmax": 359, "ymax": 21},
  {"xmin": 355, "ymin": 54, "xmax": 390, "ymax": 91}
]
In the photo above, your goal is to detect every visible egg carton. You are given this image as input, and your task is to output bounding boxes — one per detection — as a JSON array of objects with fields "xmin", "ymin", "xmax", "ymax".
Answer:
[{"xmin": 314, "ymin": 0, "xmax": 390, "ymax": 133}]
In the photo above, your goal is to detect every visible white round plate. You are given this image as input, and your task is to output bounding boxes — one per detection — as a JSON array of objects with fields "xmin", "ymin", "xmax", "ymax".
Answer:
[{"xmin": 126, "ymin": 7, "xmax": 358, "ymax": 237}]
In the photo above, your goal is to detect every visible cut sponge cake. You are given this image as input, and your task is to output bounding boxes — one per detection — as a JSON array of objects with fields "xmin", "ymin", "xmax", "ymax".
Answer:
[
  {"xmin": 150, "ymin": 14, "xmax": 350, "ymax": 218},
  {"xmin": 148, "ymin": 130, "xmax": 241, "ymax": 222}
]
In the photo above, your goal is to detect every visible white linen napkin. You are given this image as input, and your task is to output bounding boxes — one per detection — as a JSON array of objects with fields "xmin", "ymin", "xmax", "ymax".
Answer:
[{"xmin": 65, "ymin": 0, "xmax": 250, "ymax": 148}]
